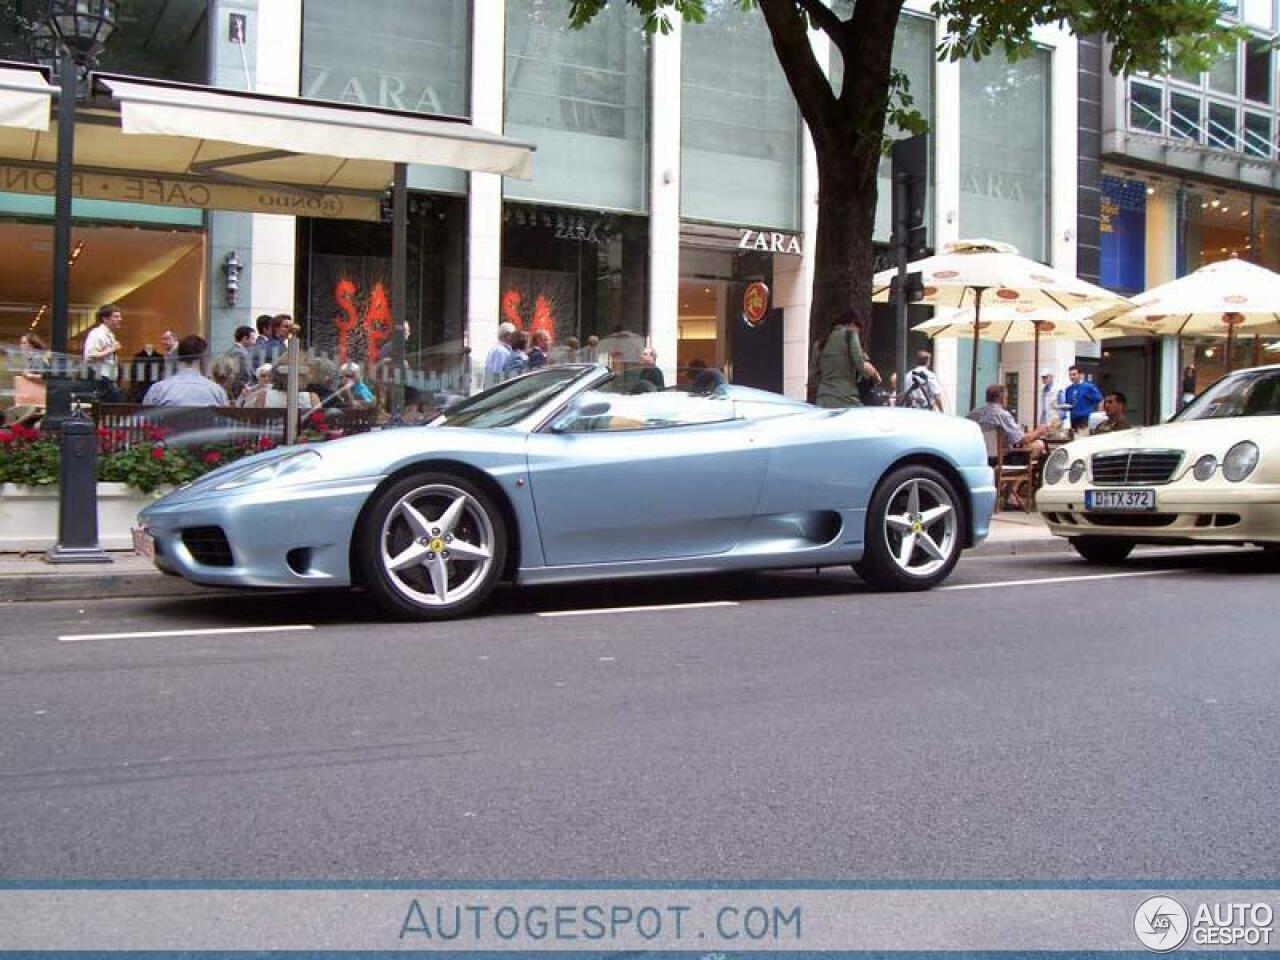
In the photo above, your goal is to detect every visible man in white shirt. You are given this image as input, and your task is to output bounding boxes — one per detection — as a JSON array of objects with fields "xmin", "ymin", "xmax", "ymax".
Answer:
[
  {"xmin": 901, "ymin": 350, "xmax": 944, "ymax": 412},
  {"xmin": 483, "ymin": 322, "xmax": 516, "ymax": 389},
  {"xmin": 142, "ymin": 336, "xmax": 229, "ymax": 406},
  {"xmin": 83, "ymin": 303, "xmax": 123, "ymax": 401}
]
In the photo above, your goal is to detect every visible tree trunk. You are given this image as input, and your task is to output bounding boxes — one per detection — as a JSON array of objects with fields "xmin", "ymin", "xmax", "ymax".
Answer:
[{"xmin": 758, "ymin": 0, "xmax": 903, "ymax": 363}]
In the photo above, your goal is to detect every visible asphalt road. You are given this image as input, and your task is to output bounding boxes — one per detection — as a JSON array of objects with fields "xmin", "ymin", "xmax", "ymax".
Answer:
[{"xmin": 2, "ymin": 546, "xmax": 1278, "ymax": 882}]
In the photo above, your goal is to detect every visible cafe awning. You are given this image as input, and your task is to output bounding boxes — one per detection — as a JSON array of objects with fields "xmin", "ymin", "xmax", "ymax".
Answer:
[{"xmin": 0, "ymin": 63, "xmax": 535, "ymax": 221}]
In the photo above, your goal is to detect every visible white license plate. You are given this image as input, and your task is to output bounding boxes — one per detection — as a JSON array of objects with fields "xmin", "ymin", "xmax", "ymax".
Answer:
[
  {"xmin": 1085, "ymin": 489, "xmax": 1156, "ymax": 511},
  {"xmin": 131, "ymin": 526, "xmax": 155, "ymax": 560}
]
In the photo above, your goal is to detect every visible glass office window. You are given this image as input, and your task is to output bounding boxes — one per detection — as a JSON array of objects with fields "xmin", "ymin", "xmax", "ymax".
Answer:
[
  {"xmin": 505, "ymin": 0, "xmax": 649, "ymax": 212},
  {"xmin": 827, "ymin": 3, "xmax": 934, "ymax": 241},
  {"xmin": 1208, "ymin": 41, "xmax": 1238, "ymax": 95},
  {"xmin": 0, "ymin": 0, "xmax": 207, "ymax": 81},
  {"xmin": 959, "ymin": 48, "xmax": 1051, "ymax": 261},
  {"xmin": 1170, "ymin": 91, "xmax": 1202, "ymax": 141},
  {"xmin": 302, "ymin": 0, "xmax": 469, "ymax": 117},
  {"xmin": 1208, "ymin": 102, "xmax": 1238, "ymax": 149},
  {"xmin": 1245, "ymin": 111, "xmax": 1272, "ymax": 158},
  {"xmin": 1129, "ymin": 82, "xmax": 1163, "ymax": 132},
  {"xmin": 1245, "ymin": 39, "xmax": 1273, "ymax": 104},
  {"xmin": 681, "ymin": 0, "xmax": 799, "ymax": 228}
]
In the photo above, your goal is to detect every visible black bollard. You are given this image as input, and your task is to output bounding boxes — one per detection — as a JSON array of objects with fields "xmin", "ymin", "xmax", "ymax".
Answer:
[{"xmin": 45, "ymin": 400, "xmax": 112, "ymax": 565}]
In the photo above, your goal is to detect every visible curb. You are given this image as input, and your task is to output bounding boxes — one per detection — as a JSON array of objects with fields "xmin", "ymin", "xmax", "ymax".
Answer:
[
  {"xmin": 0, "ymin": 570, "xmax": 217, "ymax": 603},
  {"xmin": 969, "ymin": 536, "xmax": 1071, "ymax": 558}
]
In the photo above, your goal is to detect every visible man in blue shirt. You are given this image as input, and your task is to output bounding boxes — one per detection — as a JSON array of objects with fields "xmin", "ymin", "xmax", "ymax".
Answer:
[
  {"xmin": 1064, "ymin": 364, "xmax": 1103, "ymax": 433},
  {"xmin": 142, "ymin": 336, "xmax": 229, "ymax": 407},
  {"xmin": 483, "ymin": 322, "xmax": 516, "ymax": 389}
]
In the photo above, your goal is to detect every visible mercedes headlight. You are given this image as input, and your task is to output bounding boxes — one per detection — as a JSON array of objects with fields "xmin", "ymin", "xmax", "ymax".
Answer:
[
  {"xmin": 1192, "ymin": 455, "xmax": 1217, "ymax": 481},
  {"xmin": 214, "ymin": 449, "xmax": 321, "ymax": 490},
  {"xmin": 1043, "ymin": 448, "xmax": 1070, "ymax": 485},
  {"xmin": 1068, "ymin": 460, "xmax": 1086, "ymax": 483},
  {"xmin": 1222, "ymin": 441, "xmax": 1259, "ymax": 482}
]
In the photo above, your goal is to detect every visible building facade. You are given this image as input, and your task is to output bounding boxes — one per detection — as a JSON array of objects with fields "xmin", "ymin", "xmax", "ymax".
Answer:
[
  {"xmin": 1, "ymin": 0, "xmax": 1080, "ymax": 414},
  {"xmin": 1093, "ymin": 0, "xmax": 1280, "ymax": 422}
]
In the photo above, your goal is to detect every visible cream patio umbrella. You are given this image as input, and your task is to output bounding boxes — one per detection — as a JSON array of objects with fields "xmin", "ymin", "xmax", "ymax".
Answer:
[
  {"xmin": 872, "ymin": 239, "xmax": 1131, "ymax": 412},
  {"xmin": 1089, "ymin": 257, "xmax": 1280, "ymax": 372},
  {"xmin": 914, "ymin": 305, "xmax": 1130, "ymax": 424}
]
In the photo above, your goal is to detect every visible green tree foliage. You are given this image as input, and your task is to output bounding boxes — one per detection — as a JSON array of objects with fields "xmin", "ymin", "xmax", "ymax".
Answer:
[{"xmin": 567, "ymin": 0, "xmax": 1239, "ymax": 354}]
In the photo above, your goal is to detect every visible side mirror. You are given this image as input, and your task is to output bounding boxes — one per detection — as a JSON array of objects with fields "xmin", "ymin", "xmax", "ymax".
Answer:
[{"xmin": 549, "ymin": 399, "xmax": 611, "ymax": 434}]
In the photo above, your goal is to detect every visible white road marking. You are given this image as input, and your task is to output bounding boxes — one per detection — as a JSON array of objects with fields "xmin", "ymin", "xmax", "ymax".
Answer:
[
  {"xmin": 537, "ymin": 600, "xmax": 739, "ymax": 618},
  {"xmin": 940, "ymin": 569, "xmax": 1181, "ymax": 592},
  {"xmin": 57, "ymin": 624, "xmax": 315, "ymax": 643}
]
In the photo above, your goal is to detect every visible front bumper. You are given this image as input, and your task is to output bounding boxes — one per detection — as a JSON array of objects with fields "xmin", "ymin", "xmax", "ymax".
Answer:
[
  {"xmin": 962, "ymin": 464, "xmax": 997, "ymax": 547},
  {"xmin": 1037, "ymin": 482, "xmax": 1280, "ymax": 544},
  {"xmin": 138, "ymin": 477, "xmax": 381, "ymax": 588}
]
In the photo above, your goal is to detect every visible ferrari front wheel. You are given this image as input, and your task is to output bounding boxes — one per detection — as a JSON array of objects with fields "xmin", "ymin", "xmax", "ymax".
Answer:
[
  {"xmin": 358, "ymin": 472, "xmax": 508, "ymax": 620},
  {"xmin": 854, "ymin": 465, "xmax": 962, "ymax": 591}
]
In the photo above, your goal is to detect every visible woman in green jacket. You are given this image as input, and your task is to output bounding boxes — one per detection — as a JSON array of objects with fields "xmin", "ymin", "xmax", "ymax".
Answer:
[{"xmin": 808, "ymin": 309, "xmax": 881, "ymax": 408}]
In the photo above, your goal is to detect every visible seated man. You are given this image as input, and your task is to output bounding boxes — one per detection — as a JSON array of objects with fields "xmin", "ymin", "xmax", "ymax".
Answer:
[
  {"xmin": 1093, "ymin": 391, "xmax": 1132, "ymax": 434},
  {"xmin": 967, "ymin": 383, "xmax": 1048, "ymax": 466},
  {"xmin": 142, "ymin": 336, "xmax": 229, "ymax": 407}
]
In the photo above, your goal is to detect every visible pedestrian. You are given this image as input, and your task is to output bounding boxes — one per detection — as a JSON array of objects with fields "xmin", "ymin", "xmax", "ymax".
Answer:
[
  {"xmin": 968, "ymin": 383, "xmax": 1049, "ymax": 464},
  {"xmin": 504, "ymin": 329, "xmax": 530, "ymax": 378},
  {"xmin": 807, "ymin": 309, "xmax": 880, "ymax": 409},
  {"xmin": 338, "ymin": 361, "xmax": 376, "ymax": 408},
  {"xmin": 250, "ymin": 313, "xmax": 279, "ymax": 368},
  {"xmin": 687, "ymin": 357, "xmax": 726, "ymax": 395},
  {"xmin": 901, "ymin": 349, "xmax": 944, "ymax": 412},
  {"xmin": 82, "ymin": 303, "xmax": 123, "ymax": 402},
  {"xmin": 637, "ymin": 346, "xmax": 664, "ymax": 390},
  {"xmin": 142, "ymin": 336, "xmax": 229, "ymax": 406},
  {"xmin": 528, "ymin": 329, "xmax": 550, "ymax": 370},
  {"xmin": 238, "ymin": 363, "xmax": 273, "ymax": 408},
  {"xmin": 1063, "ymin": 364, "xmax": 1103, "ymax": 434},
  {"xmin": 483, "ymin": 321, "xmax": 516, "ymax": 388},
  {"xmin": 130, "ymin": 341, "xmax": 165, "ymax": 402},
  {"xmin": 224, "ymin": 324, "xmax": 257, "ymax": 400}
]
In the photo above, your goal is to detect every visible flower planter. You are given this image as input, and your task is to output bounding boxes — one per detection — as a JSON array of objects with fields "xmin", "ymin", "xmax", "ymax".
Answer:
[{"xmin": 0, "ymin": 483, "xmax": 169, "ymax": 553}]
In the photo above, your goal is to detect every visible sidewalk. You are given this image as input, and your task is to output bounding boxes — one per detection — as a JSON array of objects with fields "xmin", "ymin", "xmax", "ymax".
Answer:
[{"xmin": 0, "ymin": 512, "xmax": 1065, "ymax": 603}]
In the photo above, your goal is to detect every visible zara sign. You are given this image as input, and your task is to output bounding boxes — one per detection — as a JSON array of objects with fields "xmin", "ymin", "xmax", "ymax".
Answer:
[{"xmin": 738, "ymin": 229, "xmax": 803, "ymax": 255}]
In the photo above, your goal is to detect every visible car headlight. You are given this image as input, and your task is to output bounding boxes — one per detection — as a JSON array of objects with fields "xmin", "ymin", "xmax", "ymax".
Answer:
[
  {"xmin": 1192, "ymin": 455, "xmax": 1217, "ymax": 481},
  {"xmin": 1043, "ymin": 448, "xmax": 1069, "ymax": 484},
  {"xmin": 214, "ymin": 449, "xmax": 321, "ymax": 490},
  {"xmin": 1068, "ymin": 460, "xmax": 1086, "ymax": 483},
  {"xmin": 1222, "ymin": 441, "xmax": 1259, "ymax": 482}
]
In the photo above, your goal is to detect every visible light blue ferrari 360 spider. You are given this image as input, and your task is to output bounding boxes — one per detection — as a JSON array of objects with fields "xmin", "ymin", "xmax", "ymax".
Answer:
[{"xmin": 136, "ymin": 364, "xmax": 996, "ymax": 619}]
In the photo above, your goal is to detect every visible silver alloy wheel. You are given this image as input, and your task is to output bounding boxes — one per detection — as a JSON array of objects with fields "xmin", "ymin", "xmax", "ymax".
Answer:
[
  {"xmin": 882, "ymin": 475, "xmax": 958, "ymax": 578},
  {"xmin": 378, "ymin": 482, "xmax": 496, "ymax": 608}
]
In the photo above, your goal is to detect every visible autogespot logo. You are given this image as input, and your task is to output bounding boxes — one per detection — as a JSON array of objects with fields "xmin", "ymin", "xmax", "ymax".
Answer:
[{"xmin": 1134, "ymin": 896, "xmax": 1190, "ymax": 952}]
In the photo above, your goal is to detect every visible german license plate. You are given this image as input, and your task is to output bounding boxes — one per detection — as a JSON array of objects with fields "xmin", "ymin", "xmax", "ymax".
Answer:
[
  {"xmin": 1085, "ymin": 489, "xmax": 1155, "ymax": 511},
  {"xmin": 131, "ymin": 526, "xmax": 155, "ymax": 560}
]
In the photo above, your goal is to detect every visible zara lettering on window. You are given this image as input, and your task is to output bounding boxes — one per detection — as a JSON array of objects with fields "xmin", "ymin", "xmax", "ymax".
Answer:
[{"xmin": 738, "ymin": 230, "xmax": 802, "ymax": 255}]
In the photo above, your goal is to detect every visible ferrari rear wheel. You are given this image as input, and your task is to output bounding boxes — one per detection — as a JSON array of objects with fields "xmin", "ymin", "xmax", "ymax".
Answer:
[
  {"xmin": 1069, "ymin": 536, "xmax": 1134, "ymax": 564},
  {"xmin": 854, "ymin": 465, "xmax": 962, "ymax": 591},
  {"xmin": 358, "ymin": 472, "xmax": 507, "ymax": 620}
]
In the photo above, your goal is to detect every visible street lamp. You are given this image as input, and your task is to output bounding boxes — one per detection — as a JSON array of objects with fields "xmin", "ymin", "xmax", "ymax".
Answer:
[
  {"xmin": 42, "ymin": 0, "xmax": 115, "ymax": 565},
  {"xmin": 45, "ymin": 0, "xmax": 116, "ymax": 368}
]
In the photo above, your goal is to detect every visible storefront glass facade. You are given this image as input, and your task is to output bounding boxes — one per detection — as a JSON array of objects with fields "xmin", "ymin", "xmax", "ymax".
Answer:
[
  {"xmin": 296, "ymin": 195, "xmax": 469, "ymax": 395},
  {"xmin": 680, "ymin": 0, "xmax": 799, "ymax": 229},
  {"xmin": 501, "ymin": 203, "xmax": 649, "ymax": 349},
  {"xmin": 504, "ymin": 0, "xmax": 648, "ymax": 212}
]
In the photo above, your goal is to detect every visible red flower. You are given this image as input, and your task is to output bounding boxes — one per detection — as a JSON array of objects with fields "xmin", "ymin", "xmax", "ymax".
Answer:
[
  {"xmin": 203, "ymin": 450, "xmax": 221, "ymax": 465},
  {"xmin": 11, "ymin": 424, "xmax": 37, "ymax": 441},
  {"xmin": 257, "ymin": 436, "xmax": 276, "ymax": 451},
  {"xmin": 307, "ymin": 411, "xmax": 326, "ymax": 427},
  {"xmin": 150, "ymin": 446, "xmax": 166, "ymax": 460},
  {"xmin": 0, "ymin": 430, "xmax": 14, "ymax": 444}
]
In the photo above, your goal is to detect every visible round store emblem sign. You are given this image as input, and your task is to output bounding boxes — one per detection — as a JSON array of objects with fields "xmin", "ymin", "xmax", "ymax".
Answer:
[
  {"xmin": 1133, "ymin": 896, "xmax": 1190, "ymax": 952},
  {"xmin": 742, "ymin": 282, "xmax": 770, "ymax": 327}
]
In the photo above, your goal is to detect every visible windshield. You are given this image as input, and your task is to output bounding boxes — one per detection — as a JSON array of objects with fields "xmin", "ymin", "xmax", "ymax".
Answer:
[
  {"xmin": 1175, "ymin": 367, "xmax": 1280, "ymax": 420},
  {"xmin": 438, "ymin": 366, "xmax": 595, "ymax": 428}
]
